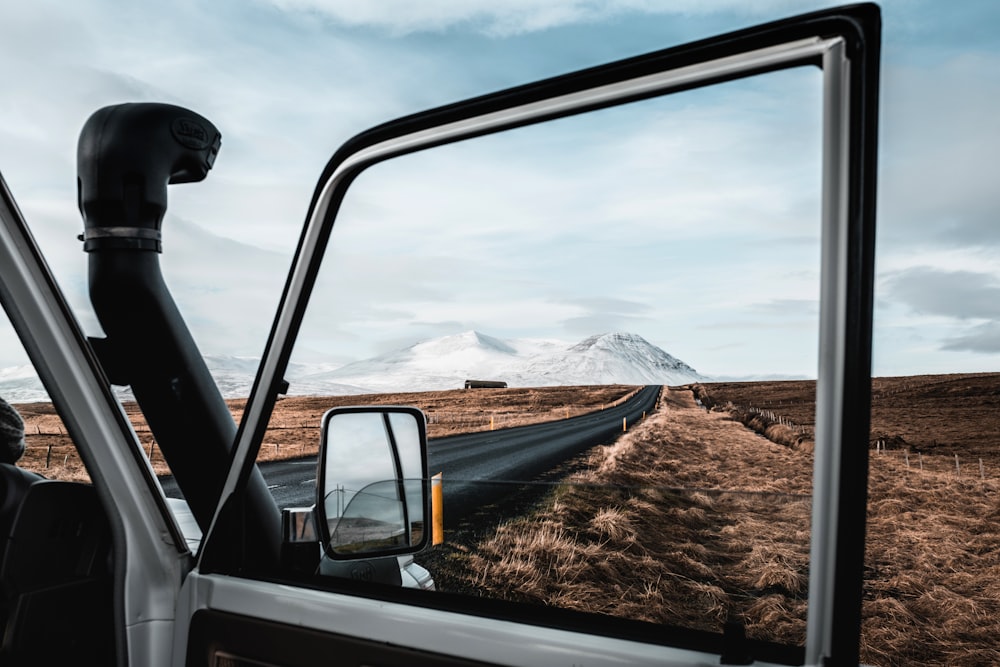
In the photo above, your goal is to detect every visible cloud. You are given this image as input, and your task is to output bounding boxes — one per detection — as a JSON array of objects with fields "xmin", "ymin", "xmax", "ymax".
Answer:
[
  {"xmin": 882, "ymin": 267, "xmax": 1000, "ymax": 320},
  {"xmin": 879, "ymin": 266, "xmax": 1000, "ymax": 358},
  {"xmin": 0, "ymin": 0, "xmax": 455, "ymax": 260},
  {"xmin": 942, "ymin": 322, "xmax": 1000, "ymax": 353},
  {"xmin": 264, "ymin": 0, "xmax": 799, "ymax": 36},
  {"xmin": 157, "ymin": 216, "xmax": 291, "ymax": 357}
]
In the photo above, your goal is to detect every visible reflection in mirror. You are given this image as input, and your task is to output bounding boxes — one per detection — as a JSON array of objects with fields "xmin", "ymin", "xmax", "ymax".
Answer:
[
  {"xmin": 282, "ymin": 66, "xmax": 822, "ymax": 650},
  {"xmin": 319, "ymin": 407, "xmax": 427, "ymax": 557}
]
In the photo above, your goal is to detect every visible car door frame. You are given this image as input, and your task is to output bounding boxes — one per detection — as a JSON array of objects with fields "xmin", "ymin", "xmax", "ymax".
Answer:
[
  {"xmin": 187, "ymin": 4, "xmax": 880, "ymax": 666},
  {"xmin": 0, "ymin": 173, "xmax": 193, "ymax": 667}
]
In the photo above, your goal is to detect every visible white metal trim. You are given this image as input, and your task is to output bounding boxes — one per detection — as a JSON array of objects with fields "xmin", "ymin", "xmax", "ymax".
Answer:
[
  {"xmin": 178, "ymin": 572, "xmax": 792, "ymax": 667},
  {"xmin": 213, "ymin": 34, "xmax": 843, "ymax": 546},
  {"xmin": 805, "ymin": 37, "xmax": 851, "ymax": 666}
]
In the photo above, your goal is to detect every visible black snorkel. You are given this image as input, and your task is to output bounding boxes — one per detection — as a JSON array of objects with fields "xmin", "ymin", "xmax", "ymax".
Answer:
[{"xmin": 78, "ymin": 103, "xmax": 279, "ymax": 570}]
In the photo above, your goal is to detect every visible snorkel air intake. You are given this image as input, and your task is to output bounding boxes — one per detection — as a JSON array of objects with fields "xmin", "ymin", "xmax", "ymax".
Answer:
[
  {"xmin": 78, "ymin": 104, "xmax": 220, "ymax": 252},
  {"xmin": 78, "ymin": 103, "xmax": 279, "ymax": 570}
]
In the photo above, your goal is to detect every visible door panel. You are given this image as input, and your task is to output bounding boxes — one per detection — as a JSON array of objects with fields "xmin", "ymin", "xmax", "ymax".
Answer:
[
  {"xmin": 186, "ymin": 609, "xmax": 497, "ymax": 667},
  {"xmin": 181, "ymin": 573, "xmax": 716, "ymax": 667}
]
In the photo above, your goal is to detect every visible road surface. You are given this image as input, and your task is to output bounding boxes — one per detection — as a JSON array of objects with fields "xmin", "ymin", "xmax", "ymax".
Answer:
[
  {"xmin": 427, "ymin": 384, "xmax": 660, "ymax": 517},
  {"xmin": 161, "ymin": 385, "xmax": 662, "ymax": 516}
]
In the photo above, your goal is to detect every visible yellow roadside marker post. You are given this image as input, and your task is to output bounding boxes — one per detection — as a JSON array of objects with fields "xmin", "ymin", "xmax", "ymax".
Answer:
[{"xmin": 432, "ymin": 472, "xmax": 444, "ymax": 545}]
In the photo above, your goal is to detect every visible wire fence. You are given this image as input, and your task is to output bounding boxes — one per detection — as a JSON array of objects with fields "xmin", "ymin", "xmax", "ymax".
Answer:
[{"xmin": 869, "ymin": 445, "xmax": 998, "ymax": 493}]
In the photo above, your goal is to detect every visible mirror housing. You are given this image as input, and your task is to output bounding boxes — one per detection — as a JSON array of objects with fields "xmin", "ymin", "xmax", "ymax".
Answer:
[{"xmin": 316, "ymin": 406, "xmax": 429, "ymax": 559}]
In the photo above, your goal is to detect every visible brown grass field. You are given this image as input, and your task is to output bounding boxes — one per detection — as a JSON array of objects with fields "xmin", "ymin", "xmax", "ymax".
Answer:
[
  {"xmin": 447, "ymin": 388, "xmax": 814, "ymax": 644},
  {"xmin": 15, "ymin": 385, "xmax": 638, "ymax": 481},
  {"xmin": 422, "ymin": 375, "xmax": 1000, "ymax": 666},
  {"xmin": 698, "ymin": 375, "xmax": 1000, "ymax": 666},
  {"xmin": 13, "ymin": 374, "xmax": 1000, "ymax": 665}
]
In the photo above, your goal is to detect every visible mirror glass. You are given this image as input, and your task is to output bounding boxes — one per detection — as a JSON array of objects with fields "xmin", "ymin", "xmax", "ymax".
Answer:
[
  {"xmin": 273, "ymin": 65, "xmax": 822, "ymax": 650},
  {"xmin": 320, "ymin": 408, "xmax": 426, "ymax": 555}
]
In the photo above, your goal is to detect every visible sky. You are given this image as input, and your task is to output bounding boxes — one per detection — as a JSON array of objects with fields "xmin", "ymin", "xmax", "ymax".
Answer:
[{"xmin": 1, "ymin": 0, "xmax": 999, "ymax": 380}]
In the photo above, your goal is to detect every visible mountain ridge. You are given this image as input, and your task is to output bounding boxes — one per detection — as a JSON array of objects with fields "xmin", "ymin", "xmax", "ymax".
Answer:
[
  {"xmin": 296, "ymin": 330, "xmax": 704, "ymax": 394},
  {"xmin": 0, "ymin": 331, "xmax": 704, "ymax": 402}
]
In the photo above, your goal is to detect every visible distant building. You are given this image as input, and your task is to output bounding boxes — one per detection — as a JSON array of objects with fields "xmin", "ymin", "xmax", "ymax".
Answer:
[{"xmin": 463, "ymin": 380, "xmax": 507, "ymax": 389}]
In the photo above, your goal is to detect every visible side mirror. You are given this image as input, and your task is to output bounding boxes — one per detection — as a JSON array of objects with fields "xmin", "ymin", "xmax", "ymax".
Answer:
[{"xmin": 316, "ymin": 406, "xmax": 429, "ymax": 559}]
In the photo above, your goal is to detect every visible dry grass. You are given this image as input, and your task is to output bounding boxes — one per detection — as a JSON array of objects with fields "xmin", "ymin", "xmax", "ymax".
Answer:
[
  {"xmin": 252, "ymin": 385, "xmax": 638, "ymax": 463},
  {"xmin": 861, "ymin": 454, "xmax": 1000, "ymax": 666},
  {"xmin": 437, "ymin": 380, "xmax": 1000, "ymax": 664},
  {"xmin": 460, "ymin": 388, "xmax": 812, "ymax": 644},
  {"xmin": 697, "ymin": 372, "xmax": 1000, "ymax": 461},
  {"xmin": 16, "ymin": 401, "xmax": 97, "ymax": 483},
  {"xmin": 15, "ymin": 385, "xmax": 636, "ymax": 481},
  {"xmin": 695, "ymin": 376, "xmax": 1000, "ymax": 665}
]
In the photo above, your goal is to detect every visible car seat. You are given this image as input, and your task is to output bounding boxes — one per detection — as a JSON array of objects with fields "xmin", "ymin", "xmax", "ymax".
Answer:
[{"xmin": 0, "ymin": 474, "xmax": 114, "ymax": 665}]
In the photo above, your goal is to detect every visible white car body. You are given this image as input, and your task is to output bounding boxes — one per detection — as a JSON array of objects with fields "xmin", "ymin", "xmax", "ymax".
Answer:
[{"xmin": 165, "ymin": 497, "xmax": 434, "ymax": 590}]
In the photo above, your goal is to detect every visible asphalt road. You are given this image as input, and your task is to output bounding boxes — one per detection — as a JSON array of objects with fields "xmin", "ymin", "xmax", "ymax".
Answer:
[
  {"xmin": 427, "ymin": 384, "xmax": 661, "ymax": 518},
  {"xmin": 161, "ymin": 385, "xmax": 662, "ymax": 515}
]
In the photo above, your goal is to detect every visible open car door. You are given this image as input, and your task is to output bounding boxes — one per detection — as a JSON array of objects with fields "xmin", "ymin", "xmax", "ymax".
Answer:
[{"xmin": 183, "ymin": 5, "xmax": 879, "ymax": 666}]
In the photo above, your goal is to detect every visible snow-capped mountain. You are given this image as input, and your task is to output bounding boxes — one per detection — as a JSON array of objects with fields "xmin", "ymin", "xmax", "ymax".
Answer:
[
  {"xmin": 514, "ymin": 333, "xmax": 702, "ymax": 387},
  {"xmin": 291, "ymin": 331, "xmax": 566, "ymax": 394},
  {"xmin": 292, "ymin": 331, "xmax": 704, "ymax": 393},
  {"xmin": 0, "ymin": 331, "xmax": 704, "ymax": 402}
]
